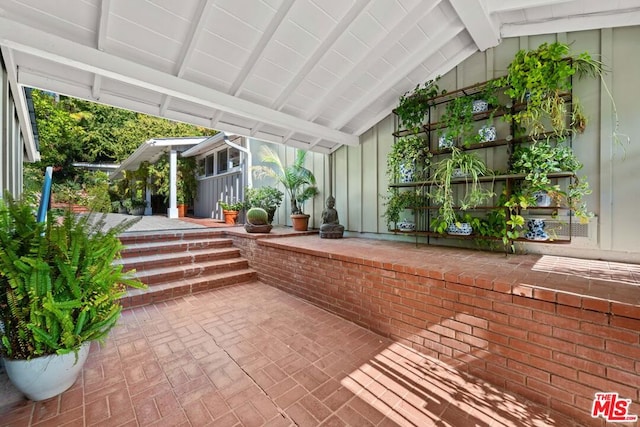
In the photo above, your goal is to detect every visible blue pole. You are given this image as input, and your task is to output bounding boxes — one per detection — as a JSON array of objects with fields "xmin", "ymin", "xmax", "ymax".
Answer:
[{"xmin": 36, "ymin": 166, "xmax": 53, "ymax": 223}]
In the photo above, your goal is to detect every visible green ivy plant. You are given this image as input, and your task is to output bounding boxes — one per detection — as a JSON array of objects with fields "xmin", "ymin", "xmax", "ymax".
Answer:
[
  {"xmin": 383, "ymin": 188, "xmax": 426, "ymax": 229},
  {"xmin": 396, "ymin": 77, "xmax": 441, "ymax": 134},
  {"xmin": 439, "ymin": 82, "xmax": 502, "ymax": 148},
  {"xmin": 0, "ymin": 195, "xmax": 146, "ymax": 360},
  {"xmin": 387, "ymin": 135, "xmax": 431, "ymax": 182},
  {"xmin": 503, "ymin": 41, "xmax": 615, "ymax": 140},
  {"xmin": 510, "ymin": 140, "xmax": 592, "ymax": 222}
]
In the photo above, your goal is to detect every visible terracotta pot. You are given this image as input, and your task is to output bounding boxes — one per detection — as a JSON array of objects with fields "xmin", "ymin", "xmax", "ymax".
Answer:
[
  {"xmin": 177, "ymin": 204, "xmax": 187, "ymax": 218},
  {"xmin": 223, "ymin": 210, "xmax": 239, "ymax": 225},
  {"xmin": 291, "ymin": 213, "xmax": 310, "ymax": 231}
]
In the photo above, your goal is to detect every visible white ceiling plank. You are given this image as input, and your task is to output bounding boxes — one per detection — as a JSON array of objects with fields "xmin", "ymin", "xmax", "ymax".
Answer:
[
  {"xmin": 96, "ymin": 0, "xmax": 111, "ymax": 50},
  {"xmin": 247, "ymin": 0, "xmax": 371, "ymax": 142},
  {"xmin": 272, "ymin": 0, "xmax": 371, "ymax": 110},
  {"xmin": 486, "ymin": 0, "xmax": 575, "ymax": 14},
  {"xmin": 329, "ymin": 23, "xmax": 466, "ymax": 130},
  {"xmin": 1, "ymin": 47, "xmax": 39, "ymax": 162},
  {"xmin": 501, "ymin": 8, "xmax": 640, "ymax": 37},
  {"xmin": 175, "ymin": 0, "xmax": 213, "ymax": 78},
  {"xmin": 304, "ymin": 0, "xmax": 444, "ymax": 123},
  {"xmin": 209, "ymin": 0, "xmax": 295, "ymax": 129},
  {"xmin": 229, "ymin": 0, "xmax": 295, "ymax": 96},
  {"xmin": 449, "ymin": 0, "xmax": 500, "ymax": 51},
  {"xmin": 0, "ymin": 16, "xmax": 358, "ymax": 146},
  {"xmin": 160, "ymin": 0, "xmax": 213, "ymax": 118},
  {"xmin": 91, "ymin": 0, "xmax": 111, "ymax": 100},
  {"xmin": 351, "ymin": 44, "xmax": 478, "ymax": 136}
]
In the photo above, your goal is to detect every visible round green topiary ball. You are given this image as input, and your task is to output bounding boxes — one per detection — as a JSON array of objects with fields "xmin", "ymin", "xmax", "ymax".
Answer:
[{"xmin": 246, "ymin": 207, "xmax": 268, "ymax": 225}]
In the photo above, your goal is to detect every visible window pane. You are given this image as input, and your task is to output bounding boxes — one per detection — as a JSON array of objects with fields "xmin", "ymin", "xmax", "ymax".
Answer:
[
  {"xmin": 217, "ymin": 150, "xmax": 228, "ymax": 174},
  {"xmin": 205, "ymin": 155, "xmax": 214, "ymax": 176},
  {"xmin": 197, "ymin": 159, "xmax": 205, "ymax": 176},
  {"xmin": 229, "ymin": 148, "xmax": 240, "ymax": 168}
]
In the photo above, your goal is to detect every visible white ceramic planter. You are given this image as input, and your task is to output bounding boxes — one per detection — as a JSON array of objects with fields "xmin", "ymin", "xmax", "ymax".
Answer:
[
  {"xmin": 447, "ymin": 222, "xmax": 473, "ymax": 235},
  {"xmin": 3, "ymin": 342, "xmax": 90, "ymax": 401}
]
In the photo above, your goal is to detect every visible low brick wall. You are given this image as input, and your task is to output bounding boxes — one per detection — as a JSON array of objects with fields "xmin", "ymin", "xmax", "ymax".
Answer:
[{"xmin": 229, "ymin": 234, "xmax": 640, "ymax": 426}]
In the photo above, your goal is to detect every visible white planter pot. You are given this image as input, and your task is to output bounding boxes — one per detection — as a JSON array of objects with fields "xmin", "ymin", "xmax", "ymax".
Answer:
[
  {"xmin": 472, "ymin": 99, "xmax": 489, "ymax": 113},
  {"xmin": 447, "ymin": 222, "xmax": 473, "ymax": 235},
  {"xmin": 525, "ymin": 218, "xmax": 549, "ymax": 241},
  {"xmin": 438, "ymin": 136, "xmax": 454, "ymax": 149},
  {"xmin": 533, "ymin": 191, "xmax": 552, "ymax": 207},
  {"xmin": 3, "ymin": 342, "xmax": 90, "ymax": 401},
  {"xmin": 397, "ymin": 219, "xmax": 415, "ymax": 232},
  {"xmin": 399, "ymin": 164, "xmax": 414, "ymax": 183},
  {"xmin": 478, "ymin": 125, "xmax": 496, "ymax": 142}
]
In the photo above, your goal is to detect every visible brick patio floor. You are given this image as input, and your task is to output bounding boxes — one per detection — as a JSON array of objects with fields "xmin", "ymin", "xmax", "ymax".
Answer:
[{"xmin": 1, "ymin": 282, "xmax": 581, "ymax": 427}]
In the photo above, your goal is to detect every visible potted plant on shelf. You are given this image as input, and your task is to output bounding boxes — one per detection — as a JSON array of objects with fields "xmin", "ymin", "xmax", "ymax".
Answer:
[
  {"xmin": 0, "ymin": 195, "xmax": 146, "ymax": 401},
  {"xmin": 219, "ymin": 200, "xmax": 244, "ymax": 225},
  {"xmin": 383, "ymin": 188, "xmax": 425, "ymax": 231},
  {"xmin": 438, "ymin": 81, "xmax": 501, "ymax": 149},
  {"xmin": 396, "ymin": 77, "xmax": 441, "ymax": 135},
  {"xmin": 429, "ymin": 147, "xmax": 494, "ymax": 233},
  {"xmin": 509, "ymin": 139, "xmax": 592, "ymax": 221},
  {"xmin": 252, "ymin": 146, "xmax": 319, "ymax": 231},
  {"xmin": 387, "ymin": 135, "xmax": 431, "ymax": 183},
  {"xmin": 244, "ymin": 186, "xmax": 284, "ymax": 224},
  {"xmin": 503, "ymin": 41, "xmax": 615, "ymax": 140}
]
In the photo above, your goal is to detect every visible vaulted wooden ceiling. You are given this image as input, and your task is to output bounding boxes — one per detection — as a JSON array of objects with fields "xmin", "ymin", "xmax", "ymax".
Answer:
[{"xmin": 2, "ymin": 0, "xmax": 640, "ymax": 160}]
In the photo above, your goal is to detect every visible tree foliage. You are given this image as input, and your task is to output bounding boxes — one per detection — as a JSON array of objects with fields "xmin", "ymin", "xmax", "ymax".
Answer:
[{"xmin": 31, "ymin": 90, "xmax": 216, "ymax": 170}]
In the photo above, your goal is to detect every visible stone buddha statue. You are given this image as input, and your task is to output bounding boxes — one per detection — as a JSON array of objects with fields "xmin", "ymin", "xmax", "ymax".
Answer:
[{"xmin": 320, "ymin": 196, "xmax": 344, "ymax": 239}]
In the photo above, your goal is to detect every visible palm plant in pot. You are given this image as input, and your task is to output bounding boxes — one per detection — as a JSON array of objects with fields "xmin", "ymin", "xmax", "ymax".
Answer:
[
  {"xmin": 253, "ymin": 146, "xmax": 319, "ymax": 231},
  {"xmin": 0, "ymin": 195, "xmax": 145, "ymax": 401}
]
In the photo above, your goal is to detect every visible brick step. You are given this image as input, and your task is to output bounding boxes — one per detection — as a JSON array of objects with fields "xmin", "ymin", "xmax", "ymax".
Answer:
[
  {"xmin": 120, "ymin": 268, "xmax": 257, "ymax": 308},
  {"xmin": 130, "ymin": 258, "xmax": 250, "ymax": 286},
  {"xmin": 116, "ymin": 246, "xmax": 241, "ymax": 271},
  {"xmin": 120, "ymin": 237, "xmax": 233, "ymax": 258},
  {"xmin": 119, "ymin": 229, "xmax": 226, "ymax": 246}
]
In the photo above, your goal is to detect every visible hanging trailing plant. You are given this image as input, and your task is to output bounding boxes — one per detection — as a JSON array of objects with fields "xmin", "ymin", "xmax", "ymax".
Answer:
[
  {"xmin": 429, "ymin": 147, "xmax": 494, "ymax": 232},
  {"xmin": 504, "ymin": 41, "xmax": 625, "ymax": 143},
  {"xmin": 396, "ymin": 77, "xmax": 441, "ymax": 134}
]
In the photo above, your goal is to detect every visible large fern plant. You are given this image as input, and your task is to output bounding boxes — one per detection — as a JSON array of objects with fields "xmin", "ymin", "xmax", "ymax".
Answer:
[{"xmin": 0, "ymin": 195, "xmax": 145, "ymax": 360}]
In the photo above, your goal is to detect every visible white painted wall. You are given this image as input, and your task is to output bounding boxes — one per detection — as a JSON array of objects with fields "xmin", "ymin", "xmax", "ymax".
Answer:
[
  {"xmin": 333, "ymin": 27, "xmax": 640, "ymax": 262},
  {"xmin": 0, "ymin": 58, "xmax": 27, "ymax": 198}
]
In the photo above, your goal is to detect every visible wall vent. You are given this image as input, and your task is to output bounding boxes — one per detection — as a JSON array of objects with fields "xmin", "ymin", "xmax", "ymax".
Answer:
[{"xmin": 525, "ymin": 215, "xmax": 598, "ymax": 247}]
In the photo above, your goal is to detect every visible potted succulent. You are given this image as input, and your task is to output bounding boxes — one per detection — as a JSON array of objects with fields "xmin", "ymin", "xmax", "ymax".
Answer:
[
  {"xmin": 0, "ymin": 195, "xmax": 145, "ymax": 401},
  {"xmin": 219, "ymin": 200, "xmax": 244, "ymax": 225},
  {"xmin": 253, "ymin": 146, "xmax": 319, "ymax": 231},
  {"xmin": 244, "ymin": 186, "xmax": 284, "ymax": 224},
  {"xmin": 244, "ymin": 207, "xmax": 272, "ymax": 233}
]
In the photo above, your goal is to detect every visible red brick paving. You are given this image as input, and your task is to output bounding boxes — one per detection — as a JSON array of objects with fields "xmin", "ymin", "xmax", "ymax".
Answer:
[{"xmin": 1, "ymin": 282, "xmax": 583, "ymax": 426}]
